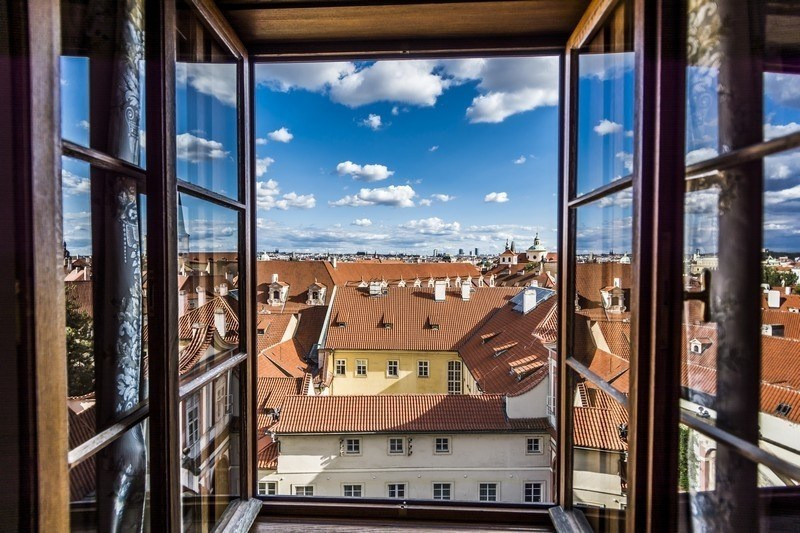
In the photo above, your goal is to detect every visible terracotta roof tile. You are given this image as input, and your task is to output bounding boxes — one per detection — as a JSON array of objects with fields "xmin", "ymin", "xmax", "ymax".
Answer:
[
  {"xmin": 575, "ymin": 263, "xmax": 632, "ymax": 308},
  {"xmin": 332, "ymin": 262, "xmax": 480, "ymax": 286},
  {"xmin": 257, "ymin": 261, "xmax": 338, "ymax": 307},
  {"xmin": 257, "ymin": 438, "xmax": 280, "ymax": 470},
  {"xmin": 257, "ymin": 376, "xmax": 306, "ymax": 432},
  {"xmin": 68, "ymin": 407, "xmax": 96, "ymax": 500},
  {"xmin": 258, "ymin": 340, "xmax": 308, "ymax": 379},
  {"xmin": 325, "ymin": 286, "xmax": 520, "ymax": 352},
  {"xmin": 274, "ymin": 394, "xmax": 549, "ymax": 434}
]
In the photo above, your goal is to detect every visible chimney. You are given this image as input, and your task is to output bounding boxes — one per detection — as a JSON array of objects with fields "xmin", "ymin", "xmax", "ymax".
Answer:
[
  {"xmin": 531, "ymin": 280, "xmax": 539, "ymax": 288},
  {"xmin": 369, "ymin": 281, "xmax": 382, "ymax": 296},
  {"xmin": 219, "ymin": 284, "xmax": 229, "ymax": 297},
  {"xmin": 82, "ymin": 267, "xmax": 89, "ymax": 281},
  {"xmin": 461, "ymin": 282, "xmax": 471, "ymax": 301},
  {"xmin": 613, "ymin": 277, "xmax": 621, "ymax": 288},
  {"xmin": 196, "ymin": 286, "xmax": 207, "ymax": 307},
  {"xmin": 786, "ymin": 287, "xmax": 792, "ymax": 295},
  {"xmin": 522, "ymin": 288, "xmax": 537, "ymax": 314},
  {"xmin": 214, "ymin": 308, "xmax": 227, "ymax": 337},
  {"xmin": 768, "ymin": 289, "xmax": 781, "ymax": 309},
  {"xmin": 272, "ymin": 273, "xmax": 279, "ymax": 284},
  {"xmin": 179, "ymin": 290, "xmax": 188, "ymax": 316},
  {"xmin": 206, "ymin": 258, "xmax": 212, "ymax": 274},
  {"xmin": 434, "ymin": 280, "xmax": 446, "ymax": 302},
  {"xmin": 332, "ymin": 257, "xmax": 337, "ymax": 269}
]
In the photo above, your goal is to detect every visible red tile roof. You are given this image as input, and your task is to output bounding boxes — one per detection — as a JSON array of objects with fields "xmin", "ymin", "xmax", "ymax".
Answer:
[
  {"xmin": 457, "ymin": 297, "xmax": 556, "ymax": 396},
  {"xmin": 258, "ymin": 339, "xmax": 308, "ymax": 378},
  {"xmin": 68, "ymin": 407, "xmax": 96, "ymax": 500},
  {"xmin": 257, "ymin": 376, "xmax": 306, "ymax": 432},
  {"xmin": 325, "ymin": 286, "xmax": 521, "ymax": 352},
  {"xmin": 575, "ymin": 263, "xmax": 632, "ymax": 308},
  {"xmin": 257, "ymin": 261, "xmax": 337, "ymax": 307},
  {"xmin": 332, "ymin": 262, "xmax": 480, "ymax": 285},
  {"xmin": 258, "ymin": 437, "xmax": 280, "ymax": 470},
  {"xmin": 274, "ymin": 394, "xmax": 549, "ymax": 434}
]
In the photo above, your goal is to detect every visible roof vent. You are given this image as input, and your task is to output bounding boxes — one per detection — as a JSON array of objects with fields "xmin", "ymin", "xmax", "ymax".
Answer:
[
  {"xmin": 382, "ymin": 313, "xmax": 394, "ymax": 329},
  {"xmin": 272, "ymin": 273, "xmax": 279, "ymax": 284},
  {"xmin": 434, "ymin": 280, "xmax": 447, "ymax": 302}
]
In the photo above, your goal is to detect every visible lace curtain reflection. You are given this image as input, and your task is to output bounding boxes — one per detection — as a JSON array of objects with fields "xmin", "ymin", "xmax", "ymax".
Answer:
[{"xmin": 84, "ymin": 0, "xmax": 147, "ymax": 531}]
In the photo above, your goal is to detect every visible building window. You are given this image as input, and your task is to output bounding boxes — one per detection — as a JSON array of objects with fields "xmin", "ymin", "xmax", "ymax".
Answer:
[
  {"xmin": 434, "ymin": 437, "xmax": 451, "ymax": 454},
  {"xmin": 388, "ymin": 437, "xmax": 405, "ymax": 455},
  {"xmin": 294, "ymin": 486, "xmax": 314, "ymax": 496},
  {"xmin": 479, "ymin": 482, "xmax": 498, "ymax": 502},
  {"xmin": 447, "ymin": 360, "xmax": 462, "ymax": 394},
  {"xmin": 387, "ymin": 483, "xmax": 406, "ymax": 498},
  {"xmin": 344, "ymin": 438, "xmax": 361, "ymax": 455},
  {"xmin": 417, "ymin": 360, "xmax": 429, "ymax": 378},
  {"xmin": 355, "ymin": 359, "xmax": 368, "ymax": 377},
  {"xmin": 524, "ymin": 482, "xmax": 543, "ymax": 503},
  {"xmin": 335, "ymin": 359, "xmax": 346, "ymax": 376},
  {"xmin": 433, "ymin": 482, "xmax": 452, "ymax": 500},
  {"xmin": 186, "ymin": 394, "xmax": 200, "ymax": 446},
  {"xmin": 214, "ymin": 375, "xmax": 229, "ymax": 423},
  {"xmin": 258, "ymin": 481, "xmax": 277, "ymax": 496},
  {"xmin": 343, "ymin": 484, "xmax": 363, "ymax": 497},
  {"xmin": 386, "ymin": 360, "xmax": 399, "ymax": 377},
  {"xmin": 526, "ymin": 437, "xmax": 543, "ymax": 454}
]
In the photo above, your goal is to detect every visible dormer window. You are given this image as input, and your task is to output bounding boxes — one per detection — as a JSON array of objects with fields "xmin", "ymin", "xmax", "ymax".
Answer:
[
  {"xmin": 382, "ymin": 313, "xmax": 394, "ymax": 329},
  {"xmin": 689, "ymin": 337, "xmax": 712, "ymax": 355},
  {"xmin": 428, "ymin": 315, "xmax": 440, "ymax": 330},
  {"xmin": 493, "ymin": 341, "xmax": 518, "ymax": 357},
  {"xmin": 776, "ymin": 403, "xmax": 792, "ymax": 417},
  {"xmin": 273, "ymin": 290, "xmax": 280, "ymax": 300}
]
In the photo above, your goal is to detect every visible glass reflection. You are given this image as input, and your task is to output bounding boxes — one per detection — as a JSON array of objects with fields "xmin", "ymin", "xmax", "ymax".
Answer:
[
  {"xmin": 69, "ymin": 422, "xmax": 150, "ymax": 532},
  {"xmin": 175, "ymin": 0, "xmax": 238, "ymax": 200},
  {"xmin": 570, "ymin": 371, "xmax": 628, "ymax": 530},
  {"xmin": 177, "ymin": 194, "xmax": 241, "ymax": 384},
  {"xmin": 573, "ymin": 191, "xmax": 633, "ymax": 395},
  {"xmin": 180, "ymin": 369, "xmax": 241, "ymax": 531}
]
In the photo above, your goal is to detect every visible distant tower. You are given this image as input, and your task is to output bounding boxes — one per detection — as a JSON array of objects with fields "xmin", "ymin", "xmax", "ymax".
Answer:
[
  {"xmin": 510, "ymin": 240, "xmax": 516, "ymax": 253},
  {"xmin": 475, "ymin": 247, "xmax": 479, "ymax": 256},
  {"xmin": 177, "ymin": 195, "xmax": 190, "ymax": 255}
]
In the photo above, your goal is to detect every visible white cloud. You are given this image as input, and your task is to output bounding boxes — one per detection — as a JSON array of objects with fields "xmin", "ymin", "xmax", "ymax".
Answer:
[
  {"xmin": 429, "ymin": 145, "xmax": 439, "ymax": 152},
  {"xmin": 256, "ymin": 179, "xmax": 281, "ymax": 210},
  {"xmin": 256, "ymin": 156, "xmax": 275, "ymax": 178},
  {"xmin": 598, "ymin": 188, "xmax": 633, "ymax": 208},
  {"xmin": 329, "ymin": 60, "xmax": 447, "ymax": 108},
  {"xmin": 176, "ymin": 63, "xmax": 237, "ymax": 106},
  {"xmin": 78, "ymin": 120, "xmax": 90, "ymax": 130},
  {"xmin": 62, "ymin": 169, "xmax": 89, "ymax": 195},
  {"xmin": 351, "ymin": 218, "xmax": 373, "ymax": 227},
  {"xmin": 766, "ymin": 150, "xmax": 800, "ymax": 180},
  {"xmin": 616, "ymin": 151, "xmax": 633, "ymax": 173},
  {"xmin": 267, "ymin": 127, "xmax": 293, "ymax": 143},
  {"xmin": 513, "ymin": 155, "xmax": 526, "ymax": 165},
  {"xmin": 625, "ymin": 130, "xmax": 634, "ymax": 138},
  {"xmin": 176, "ymin": 133, "xmax": 229, "ymax": 163},
  {"xmin": 275, "ymin": 192, "xmax": 316, "ymax": 210},
  {"xmin": 457, "ymin": 57, "xmax": 560, "ymax": 123},
  {"xmin": 419, "ymin": 199, "xmax": 432, "ymax": 207},
  {"xmin": 400, "ymin": 217, "xmax": 461, "ymax": 235},
  {"xmin": 391, "ymin": 106, "xmax": 400, "ymax": 116},
  {"xmin": 766, "ymin": 184, "xmax": 800, "ymax": 206},
  {"xmin": 594, "ymin": 119, "xmax": 623, "ymax": 135},
  {"xmin": 765, "ymin": 73, "xmax": 800, "ymax": 109},
  {"xmin": 256, "ymin": 138, "xmax": 268, "ymax": 145},
  {"xmin": 257, "ymin": 179, "xmax": 315, "ymax": 210},
  {"xmin": 256, "ymin": 62, "xmax": 356, "ymax": 92},
  {"xmin": 360, "ymin": 114, "xmax": 383, "ymax": 131},
  {"xmin": 330, "ymin": 185, "xmax": 416, "ymax": 208},
  {"xmin": 431, "ymin": 194, "xmax": 454, "ymax": 202},
  {"xmin": 765, "ymin": 122, "xmax": 800, "ymax": 140},
  {"xmin": 484, "ymin": 192, "xmax": 509, "ymax": 203},
  {"xmin": 685, "ymin": 147, "xmax": 718, "ymax": 165},
  {"xmin": 336, "ymin": 161, "xmax": 394, "ymax": 182},
  {"xmin": 579, "ymin": 53, "xmax": 635, "ymax": 81}
]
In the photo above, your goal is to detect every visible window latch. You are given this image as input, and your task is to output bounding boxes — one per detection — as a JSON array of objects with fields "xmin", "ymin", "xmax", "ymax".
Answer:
[{"xmin": 683, "ymin": 268, "xmax": 712, "ymax": 323}]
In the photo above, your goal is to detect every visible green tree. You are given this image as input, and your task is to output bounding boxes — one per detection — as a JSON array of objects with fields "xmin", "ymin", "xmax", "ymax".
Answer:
[
  {"xmin": 761, "ymin": 266, "xmax": 798, "ymax": 288},
  {"xmin": 65, "ymin": 284, "xmax": 94, "ymax": 397},
  {"xmin": 678, "ymin": 425, "xmax": 689, "ymax": 492}
]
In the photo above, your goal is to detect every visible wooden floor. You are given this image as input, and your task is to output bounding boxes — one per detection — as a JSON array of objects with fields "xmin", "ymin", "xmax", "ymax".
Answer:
[{"xmin": 252, "ymin": 517, "xmax": 553, "ymax": 532}]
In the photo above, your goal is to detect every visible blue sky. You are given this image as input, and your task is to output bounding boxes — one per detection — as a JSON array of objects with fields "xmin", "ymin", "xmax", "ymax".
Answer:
[{"xmin": 60, "ymin": 55, "xmax": 800, "ymax": 257}]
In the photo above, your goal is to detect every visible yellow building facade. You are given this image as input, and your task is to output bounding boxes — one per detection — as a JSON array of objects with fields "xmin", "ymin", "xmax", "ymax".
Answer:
[{"xmin": 326, "ymin": 350, "xmax": 479, "ymax": 395}]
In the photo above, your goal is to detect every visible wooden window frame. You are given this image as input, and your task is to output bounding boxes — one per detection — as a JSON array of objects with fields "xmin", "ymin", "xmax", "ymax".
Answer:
[{"xmin": 433, "ymin": 482, "xmax": 453, "ymax": 501}]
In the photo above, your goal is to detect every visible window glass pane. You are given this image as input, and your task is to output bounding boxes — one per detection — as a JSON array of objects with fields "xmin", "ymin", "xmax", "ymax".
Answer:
[
  {"xmin": 60, "ymin": 1, "xmax": 146, "ymax": 166},
  {"xmin": 686, "ymin": 1, "xmax": 800, "ymax": 166},
  {"xmin": 180, "ymin": 367, "xmax": 241, "ymax": 530},
  {"xmin": 177, "ymin": 194, "xmax": 241, "ymax": 383},
  {"xmin": 175, "ymin": 0, "xmax": 239, "ymax": 200},
  {"xmin": 570, "ymin": 370, "xmax": 628, "ymax": 529},
  {"xmin": 572, "ymin": 190, "xmax": 633, "ymax": 396},
  {"xmin": 575, "ymin": 1, "xmax": 634, "ymax": 196},
  {"xmin": 69, "ymin": 422, "xmax": 150, "ymax": 532},
  {"xmin": 63, "ymin": 157, "xmax": 148, "ymax": 447}
]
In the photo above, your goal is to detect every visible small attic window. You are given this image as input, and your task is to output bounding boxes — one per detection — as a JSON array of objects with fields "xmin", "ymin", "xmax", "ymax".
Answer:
[
  {"xmin": 775, "ymin": 402, "xmax": 792, "ymax": 417},
  {"xmin": 335, "ymin": 310, "xmax": 349, "ymax": 328},
  {"xmin": 428, "ymin": 315, "xmax": 440, "ymax": 330},
  {"xmin": 493, "ymin": 341, "xmax": 518, "ymax": 357},
  {"xmin": 382, "ymin": 314, "xmax": 394, "ymax": 329},
  {"xmin": 481, "ymin": 331, "xmax": 501, "ymax": 344},
  {"xmin": 257, "ymin": 328, "xmax": 265, "ymax": 335}
]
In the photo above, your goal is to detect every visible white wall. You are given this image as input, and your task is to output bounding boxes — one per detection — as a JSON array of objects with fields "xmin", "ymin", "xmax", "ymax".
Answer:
[
  {"xmin": 506, "ymin": 380, "xmax": 549, "ymax": 419},
  {"xmin": 259, "ymin": 432, "xmax": 552, "ymax": 502}
]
